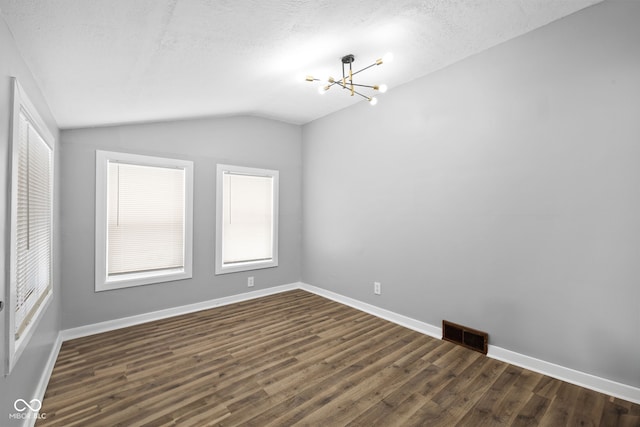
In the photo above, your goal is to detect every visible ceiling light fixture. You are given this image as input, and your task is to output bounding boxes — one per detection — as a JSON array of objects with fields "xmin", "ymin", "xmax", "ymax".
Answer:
[{"xmin": 306, "ymin": 53, "xmax": 393, "ymax": 106}]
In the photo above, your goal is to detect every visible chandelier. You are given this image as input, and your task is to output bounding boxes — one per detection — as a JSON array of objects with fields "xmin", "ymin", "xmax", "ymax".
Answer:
[{"xmin": 306, "ymin": 53, "xmax": 393, "ymax": 106}]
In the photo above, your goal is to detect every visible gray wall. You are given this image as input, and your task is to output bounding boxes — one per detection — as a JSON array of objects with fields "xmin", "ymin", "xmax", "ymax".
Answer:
[
  {"xmin": 302, "ymin": 0, "xmax": 640, "ymax": 388},
  {"xmin": 2, "ymin": 1, "xmax": 637, "ymax": 418},
  {"xmin": 60, "ymin": 116, "xmax": 302, "ymax": 329},
  {"xmin": 0, "ymin": 14, "xmax": 61, "ymax": 424}
]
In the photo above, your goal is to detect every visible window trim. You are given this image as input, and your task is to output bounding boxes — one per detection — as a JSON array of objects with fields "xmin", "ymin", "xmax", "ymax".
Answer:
[
  {"xmin": 95, "ymin": 150, "xmax": 194, "ymax": 292},
  {"xmin": 7, "ymin": 79, "xmax": 55, "ymax": 374},
  {"xmin": 215, "ymin": 164, "xmax": 279, "ymax": 275}
]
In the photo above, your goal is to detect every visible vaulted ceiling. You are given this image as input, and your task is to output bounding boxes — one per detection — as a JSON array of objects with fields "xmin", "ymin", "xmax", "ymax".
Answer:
[{"xmin": 0, "ymin": 0, "xmax": 601, "ymax": 129}]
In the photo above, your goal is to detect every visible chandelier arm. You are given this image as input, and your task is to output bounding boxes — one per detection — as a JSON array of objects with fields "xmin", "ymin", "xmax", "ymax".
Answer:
[
  {"xmin": 334, "ymin": 81, "xmax": 369, "ymax": 97},
  {"xmin": 336, "ymin": 83, "xmax": 370, "ymax": 99},
  {"xmin": 351, "ymin": 62, "xmax": 378, "ymax": 77},
  {"xmin": 319, "ymin": 80, "xmax": 375, "ymax": 90},
  {"xmin": 349, "ymin": 62, "xmax": 354, "ymax": 96},
  {"xmin": 334, "ymin": 81, "xmax": 348, "ymax": 90},
  {"xmin": 348, "ymin": 83, "xmax": 378, "ymax": 89},
  {"xmin": 351, "ymin": 89, "xmax": 371, "ymax": 100}
]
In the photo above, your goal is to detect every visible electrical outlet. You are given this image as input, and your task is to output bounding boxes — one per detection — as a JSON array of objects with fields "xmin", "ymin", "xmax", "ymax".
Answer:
[
  {"xmin": 248, "ymin": 277, "xmax": 254, "ymax": 287},
  {"xmin": 374, "ymin": 282, "xmax": 381, "ymax": 295}
]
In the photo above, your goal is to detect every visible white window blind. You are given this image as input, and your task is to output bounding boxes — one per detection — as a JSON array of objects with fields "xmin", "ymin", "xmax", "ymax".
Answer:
[
  {"xmin": 14, "ymin": 109, "xmax": 53, "ymax": 340},
  {"xmin": 107, "ymin": 162, "xmax": 185, "ymax": 276},
  {"xmin": 222, "ymin": 173, "xmax": 274, "ymax": 264},
  {"xmin": 215, "ymin": 164, "xmax": 279, "ymax": 275},
  {"xmin": 95, "ymin": 150, "xmax": 193, "ymax": 291}
]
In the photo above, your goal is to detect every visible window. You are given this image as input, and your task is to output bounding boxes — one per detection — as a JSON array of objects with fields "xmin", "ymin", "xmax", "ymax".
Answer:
[
  {"xmin": 7, "ymin": 80, "xmax": 55, "ymax": 373},
  {"xmin": 215, "ymin": 164, "xmax": 279, "ymax": 274},
  {"xmin": 95, "ymin": 151, "xmax": 193, "ymax": 291}
]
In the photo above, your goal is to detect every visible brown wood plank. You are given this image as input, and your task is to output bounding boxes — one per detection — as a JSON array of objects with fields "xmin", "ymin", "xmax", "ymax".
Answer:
[
  {"xmin": 456, "ymin": 364, "xmax": 523, "ymax": 425},
  {"xmin": 564, "ymin": 387, "xmax": 608, "ymax": 427},
  {"xmin": 510, "ymin": 393, "xmax": 551, "ymax": 427},
  {"xmin": 288, "ymin": 337, "xmax": 435, "ymax": 426},
  {"xmin": 35, "ymin": 290, "xmax": 640, "ymax": 427},
  {"xmin": 537, "ymin": 381, "xmax": 581, "ymax": 426},
  {"xmin": 493, "ymin": 370, "xmax": 543, "ymax": 425},
  {"xmin": 405, "ymin": 399, "xmax": 458, "ymax": 427}
]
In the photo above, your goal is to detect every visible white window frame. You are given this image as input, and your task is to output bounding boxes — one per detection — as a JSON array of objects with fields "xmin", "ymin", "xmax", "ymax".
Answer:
[
  {"xmin": 7, "ymin": 79, "xmax": 55, "ymax": 374},
  {"xmin": 215, "ymin": 164, "xmax": 279, "ymax": 275},
  {"xmin": 95, "ymin": 150, "xmax": 194, "ymax": 291}
]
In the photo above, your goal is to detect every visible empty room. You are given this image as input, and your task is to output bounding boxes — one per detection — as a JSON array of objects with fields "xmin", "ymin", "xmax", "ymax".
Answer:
[{"xmin": 1, "ymin": 0, "xmax": 639, "ymax": 426}]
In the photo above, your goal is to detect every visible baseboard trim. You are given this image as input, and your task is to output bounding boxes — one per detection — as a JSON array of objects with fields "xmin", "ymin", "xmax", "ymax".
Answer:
[
  {"xmin": 488, "ymin": 346, "xmax": 640, "ymax": 405},
  {"xmin": 54, "ymin": 281, "xmax": 639, "ymax": 405},
  {"xmin": 298, "ymin": 283, "xmax": 640, "ymax": 405},
  {"xmin": 299, "ymin": 283, "xmax": 442, "ymax": 339},
  {"xmin": 26, "ymin": 332, "xmax": 63, "ymax": 427},
  {"xmin": 61, "ymin": 283, "xmax": 300, "ymax": 341}
]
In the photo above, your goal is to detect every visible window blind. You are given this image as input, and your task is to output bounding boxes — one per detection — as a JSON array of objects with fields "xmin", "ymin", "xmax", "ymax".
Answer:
[
  {"xmin": 15, "ymin": 110, "xmax": 53, "ymax": 339},
  {"xmin": 222, "ymin": 172, "xmax": 274, "ymax": 264},
  {"xmin": 107, "ymin": 162, "xmax": 185, "ymax": 276}
]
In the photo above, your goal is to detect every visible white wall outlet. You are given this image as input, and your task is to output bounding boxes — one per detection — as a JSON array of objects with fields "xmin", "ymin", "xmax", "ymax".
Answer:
[
  {"xmin": 248, "ymin": 276, "xmax": 254, "ymax": 287},
  {"xmin": 374, "ymin": 281, "xmax": 381, "ymax": 295}
]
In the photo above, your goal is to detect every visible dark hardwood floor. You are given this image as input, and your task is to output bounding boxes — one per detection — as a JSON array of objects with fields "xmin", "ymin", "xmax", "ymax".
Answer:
[{"xmin": 38, "ymin": 290, "xmax": 639, "ymax": 426}]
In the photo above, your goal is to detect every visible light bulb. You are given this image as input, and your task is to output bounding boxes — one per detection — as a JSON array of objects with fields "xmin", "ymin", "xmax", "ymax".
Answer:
[
  {"xmin": 378, "ymin": 84, "xmax": 388, "ymax": 93},
  {"xmin": 318, "ymin": 85, "xmax": 330, "ymax": 94},
  {"xmin": 382, "ymin": 52, "xmax": 394, "ymax": 63},
  {"xmin": 369, "ymin": 97, "xmax": 378, "ymax": 106}
]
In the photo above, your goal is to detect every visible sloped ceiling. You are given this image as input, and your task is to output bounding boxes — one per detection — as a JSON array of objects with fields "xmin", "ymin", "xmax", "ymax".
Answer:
[{"xmin": 0, "ymin": 0, "xmax": 602, "ymax": 129}]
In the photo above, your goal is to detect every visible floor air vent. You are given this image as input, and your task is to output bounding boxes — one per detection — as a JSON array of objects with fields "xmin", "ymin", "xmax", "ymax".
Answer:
[{"xmin": 442, "ymin": 320, "xmax": 488, "ymax": 355}]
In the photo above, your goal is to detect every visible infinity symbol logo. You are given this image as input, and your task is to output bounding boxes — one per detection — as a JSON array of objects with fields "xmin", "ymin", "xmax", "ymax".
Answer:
[{"xmin": 14, "ymin": 399, "xmax": 42, "ymax": 412}]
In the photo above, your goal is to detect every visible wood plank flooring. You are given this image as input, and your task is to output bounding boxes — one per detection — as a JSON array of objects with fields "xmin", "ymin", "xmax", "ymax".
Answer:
[{"xmin": 38, "ymin": 290, "xmax": 640, "ymax": 426}]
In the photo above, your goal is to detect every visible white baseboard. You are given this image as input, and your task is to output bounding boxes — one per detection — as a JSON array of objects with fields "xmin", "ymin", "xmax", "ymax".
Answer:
[
  {"xmin": 298, "ymin": 283, "xmax": 640, "ymax": 405},
  {"xmin": 61, "ymin": 283, "xmax": 300, "ymax": 341},
  {"xmin": 299, "ymin": 283, "xmax": 442, "ymax": 339},
  {"xmin": 52, "ymin": 281, "xmax": 639, "ymax": 405},
  {"xmin": 25, "ymin": 332, "xmax": 63, "ymax": 427},
  {"xmin": 488, "ymin": 346, "xmax": 640, "ymax": 405}
]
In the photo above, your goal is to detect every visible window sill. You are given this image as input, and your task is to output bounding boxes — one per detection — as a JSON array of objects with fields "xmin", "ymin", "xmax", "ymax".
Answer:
[
  {"xmin": 215, "ymin": 259, "xmax": 278, "ymax": 275},
  {"xmin": 95, "ymin": 268, "xmax": 191, "ymax": 292}
]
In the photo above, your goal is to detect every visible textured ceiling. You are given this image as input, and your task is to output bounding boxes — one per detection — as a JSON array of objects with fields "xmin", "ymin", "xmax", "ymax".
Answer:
[{"xmin": 0, "ymin": 0, "xmax": 601, "ymax": 129}]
